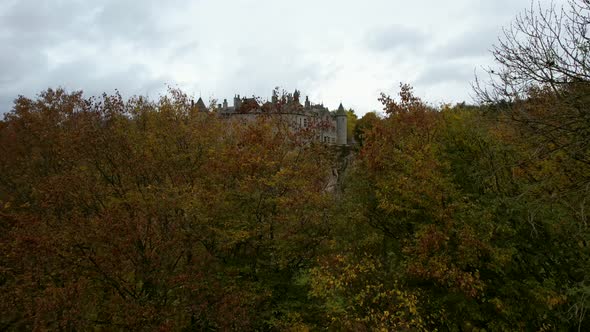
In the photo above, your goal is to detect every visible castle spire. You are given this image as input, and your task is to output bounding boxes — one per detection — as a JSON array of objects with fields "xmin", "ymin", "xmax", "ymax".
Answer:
[{"xmin": 195, "ymin": 97, "xmax": 208, "ymax": 112}]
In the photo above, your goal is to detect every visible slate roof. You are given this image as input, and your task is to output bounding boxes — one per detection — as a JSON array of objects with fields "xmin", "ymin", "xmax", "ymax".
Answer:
[{"xmin": 336, "ymin": 103, "xmax": 347, "ymax": 116}]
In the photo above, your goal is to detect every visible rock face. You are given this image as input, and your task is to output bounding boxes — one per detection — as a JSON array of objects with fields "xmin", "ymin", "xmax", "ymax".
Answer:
[{"xmin": 325, "ymin": 145, "xmax": 354, "ymax": 195}]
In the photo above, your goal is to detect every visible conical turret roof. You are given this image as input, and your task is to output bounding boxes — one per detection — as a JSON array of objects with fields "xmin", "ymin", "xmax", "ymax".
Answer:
[
  {"xmin": 336, "ymin": 103, "xmax": 346, "ymax": 116},
  {"xmin": 195, "ymin": 97, "xmax": 208, "ymax": 112}
]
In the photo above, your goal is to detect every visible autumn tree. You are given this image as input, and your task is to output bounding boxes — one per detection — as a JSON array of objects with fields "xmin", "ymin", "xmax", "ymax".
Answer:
[
  {"xmin": 475, "ymin": 0, "xmax": 590, "ymax": 180},
  {"xmin": 476, "ymin": 0, "xmax": 589, "ymax": 100},
  {"xmin": 345, "ymin": 109, "xmax": 357, "ymax": 144},
  {"xmin": 309, "ymin": 83, "xmax": 590, "ymax": 330},
  {"xmin": 0, "ymin": 88, "xmax": 338, "ymax": 330},
  {"xmin": 473, "ymin": 3, "xmax": 590, "ymax": 327},
  {"xmin": 353, "ymin": 111, "xmax": 380, "ymax": 147}
]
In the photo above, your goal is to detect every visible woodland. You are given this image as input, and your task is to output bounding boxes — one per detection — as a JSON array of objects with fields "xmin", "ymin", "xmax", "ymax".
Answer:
[{"xmin": 1, "ymin": 1, "xmax": 589, "ymax": 331}]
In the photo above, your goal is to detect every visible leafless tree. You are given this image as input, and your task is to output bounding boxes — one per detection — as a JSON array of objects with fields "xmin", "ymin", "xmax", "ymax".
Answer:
[
  {"xmin": 475, "ymin": 0, "xmax": 590, "ymax": 102},
  {"xmin": 474, "ymin": 1, "xmax": 590, "ymax": 167}
]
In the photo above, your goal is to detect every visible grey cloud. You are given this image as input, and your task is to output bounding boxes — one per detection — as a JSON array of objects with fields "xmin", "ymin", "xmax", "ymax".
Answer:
[
  {"xmin": 434, "ymin": 25, "xmax": 500, "ymax": 60},
  {"xmin": 415, "ymin": 61, "xmax": 474, "ymax": 87},
  {"xmin": 436, "ymin": 0, "xmax": 563, "ymax": 60},
  {"xmin": 167, "ymin": 41, "xmax": 200, "ymax": 61},
  {"xmin": 0, "ymin": 0, "xmax": 188, "ymax": 56},
  {"xmin": 50, "ymin": 60, "xmax": 171, "ymax": 96},
  {"xmin": 0, "ymin": 45, "xmax": 48, "ymax": 86},
  {"xmin": 0, "ymin": 0, "xmax": 95, "ymax": 46},
  {"xmin": 90, "ymin": 1, "xmax": 179, "ymax": 47},
  {"xmin": 0, "ymin": 0, "xmax": 550, "ymax": 115},
  {"xmin": 478, "ymin": 0, "xmax": 536, "ymax": 18},
  {"xmin": 366, "ymin": 25, "xmax": 429, "ymax": 52},
  {"xmin": 0, "ymin": 0, "xmax": 192, "ymax": 113},
  {"xmin": 219, "ymin": 45, "xmax": 322, "ymax": 100},
  {"xmin": 0, "ymin": 59, "xmax": 170, "ymax": 114}
]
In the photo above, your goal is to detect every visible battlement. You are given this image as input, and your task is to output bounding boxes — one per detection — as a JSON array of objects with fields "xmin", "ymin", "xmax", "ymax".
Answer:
[{"xmin": 205, "ymin": 89, "xmax": 348, "ymax": 145}]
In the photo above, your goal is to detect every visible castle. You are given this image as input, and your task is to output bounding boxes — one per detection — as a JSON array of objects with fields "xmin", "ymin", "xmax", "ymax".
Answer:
[{"xmin": 193, "ymin": 90, "xmax": 348, "ymax": 145}]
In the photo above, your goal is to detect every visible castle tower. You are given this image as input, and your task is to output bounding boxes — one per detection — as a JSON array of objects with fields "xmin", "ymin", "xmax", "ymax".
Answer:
[
  {"xmin": 234, "ymin": 95, "xmax": 242, "ymax": 110},
  {"xmin": 293, "ymin": 89, "xmax": 300, "ymax": 104},
  {"xmin": 336, "ymin": 103, "xmax": 347, "ymax": 145}
]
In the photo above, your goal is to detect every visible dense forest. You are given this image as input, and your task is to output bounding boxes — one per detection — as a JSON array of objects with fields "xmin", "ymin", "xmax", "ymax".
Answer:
[{"xmin": 1, "ymin": 1, "xmax": 589, "ymax": 331}]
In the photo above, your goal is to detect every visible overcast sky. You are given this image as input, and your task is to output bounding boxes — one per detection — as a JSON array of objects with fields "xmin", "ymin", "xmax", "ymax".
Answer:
[{"xmin": 0, "ymin": 0, "xmax": 562, "ymax": 116}]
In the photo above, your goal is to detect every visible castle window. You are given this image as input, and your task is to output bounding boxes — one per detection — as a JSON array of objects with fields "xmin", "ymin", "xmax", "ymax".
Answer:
[{"xmin": 304, "ymin": 118, "xmax": 308, "ymax": 127}]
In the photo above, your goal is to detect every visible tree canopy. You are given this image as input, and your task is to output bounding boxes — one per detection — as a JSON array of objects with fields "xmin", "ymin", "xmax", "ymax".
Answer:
[{"xmin": 2, "ymin": 1, "xmax": 590, "ymax": 330}]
